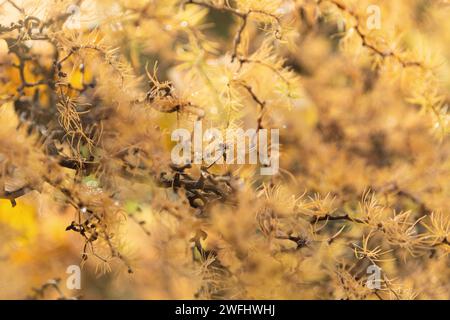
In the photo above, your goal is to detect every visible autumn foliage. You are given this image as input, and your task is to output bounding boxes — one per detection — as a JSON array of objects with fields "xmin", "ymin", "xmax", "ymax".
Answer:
[{"xmin": 0, "ymin": 0, "xmax": 449, "ymax": 299}]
